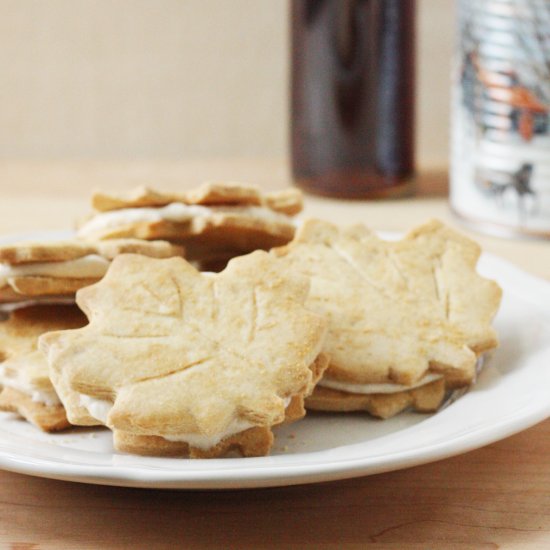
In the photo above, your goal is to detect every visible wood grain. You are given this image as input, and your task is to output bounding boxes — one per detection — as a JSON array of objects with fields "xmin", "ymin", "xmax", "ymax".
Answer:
[
  {"xmin": 1, "ymin": 422, "xmax": 549, "ymax": 549},
  {"xmin": 0, "ymin": 160, "xmax": 548, "ymax": 549}
]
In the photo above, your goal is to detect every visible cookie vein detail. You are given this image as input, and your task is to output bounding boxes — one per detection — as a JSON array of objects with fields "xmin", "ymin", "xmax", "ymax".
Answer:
[{"xmin": 273, "ymin": 219, "xmax": 501, "ymax": 387}]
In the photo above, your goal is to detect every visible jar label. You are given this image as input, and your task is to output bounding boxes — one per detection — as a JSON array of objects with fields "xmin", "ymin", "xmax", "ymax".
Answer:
[{"xmin": 451, "ymin": 0, "xmax": 550, "ymax": 236}]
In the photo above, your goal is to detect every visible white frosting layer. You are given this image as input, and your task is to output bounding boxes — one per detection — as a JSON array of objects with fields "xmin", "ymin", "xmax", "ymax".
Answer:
[
  {"xmin": 77, "ymin": 203, "xmax": 293, "ymax": 238},
  {"xmin": 0, "ymin": 254, "xmax": 110, "ymax": 288},
  {"xmin": 78, "ymin": 394, "xmax": 292, "ymax": 450},
  {"xmin": 0, "ymin": 365, "xmax": 61, "ymax": 406},
  {"xmin": 162, "ymin": 396, "xmax": 292, "ymax": 449},
  {"xmin": 318, "ymin": 373, "xmax": 443, "ymax": 395},
  {"xmin": 78, "ymin": 394, "xmax": 113, "ymax": 424},
  {"xmin": 163, "ymin": 417, "xmax": 256, "ymax": 449}
]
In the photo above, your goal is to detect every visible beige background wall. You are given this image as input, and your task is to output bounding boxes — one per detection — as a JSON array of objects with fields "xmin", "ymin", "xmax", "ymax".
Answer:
[{"xmin": 0, "ymin": 0, "xmax": 453, "ymax": 165}]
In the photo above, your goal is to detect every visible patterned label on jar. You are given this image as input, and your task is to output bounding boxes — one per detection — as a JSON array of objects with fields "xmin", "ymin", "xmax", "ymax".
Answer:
[{"xmin": 451, "ymin": 0, "xmax": 550, "ymax": 236}]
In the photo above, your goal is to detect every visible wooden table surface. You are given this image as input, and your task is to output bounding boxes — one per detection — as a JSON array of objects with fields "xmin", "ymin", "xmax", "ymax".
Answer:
[{"xmin": 0, "ymin": 160, "xmax": 549, "ymax": 549}]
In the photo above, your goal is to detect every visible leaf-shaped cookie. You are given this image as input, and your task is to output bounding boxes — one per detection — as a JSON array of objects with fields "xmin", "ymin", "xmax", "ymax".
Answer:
[
  {"xmin": 77, "ymin": 183, "xmax": 302, "ymax": 269},
  {"xmin": 0, "ymin": 238, "xmax": 184, "ymax": 303},
  {"xmin": 272, "ymin": 219, "xmax": 502, "ymax": 393},
  {"xmin": 91, "ymin": 182, "xmax": 303, "ymax": 215},
  {"xmin": 39, "ymin": 251, "xmax": 327, "ymax": 457}
]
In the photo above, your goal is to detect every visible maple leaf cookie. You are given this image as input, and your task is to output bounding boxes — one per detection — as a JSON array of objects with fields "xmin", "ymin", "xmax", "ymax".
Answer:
[
  {"xmin": 76, "ymin": 182, "xmax": 303, "ymax": 268},
  {"xmin": 0, "ymin": 239, "xmax": 183, "ymax": 305},
  {"xmin": 272, "ymin": 219, "xmax": 502, "ymax": 418},
  {"xmin": 40, "ymin": 251, "xmax": 327, "ymax": 458},
  {"xmin": 0, "ymin": 305, "xmax": 87, "ymax": 431}
]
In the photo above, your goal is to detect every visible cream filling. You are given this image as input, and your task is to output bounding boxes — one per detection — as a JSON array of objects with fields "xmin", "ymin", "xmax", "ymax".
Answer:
[
  {"xmin": 78, "ymin": 394, "xmax": 292, "ymax": 450},
  {"xmin": 0, "ymin": 365, "xmax": 61, "ymax": 406},
  {"xmin": 77, "ymin": 203, "xmax": 293, "ymax": 238},
  {"xmin": 162, "ymin": 417, "xmax": 256, "ymax": 449},
  {"xmin": 318, "ymin": 372, "xmax": 443, "ymax": 395},
  {"xmin": 0, "ymin": 254, "xmax": 110, "ymax": 288},
  {"xmin": 78, "ymin": 394, "xmax": 113, "ymax": 424}
]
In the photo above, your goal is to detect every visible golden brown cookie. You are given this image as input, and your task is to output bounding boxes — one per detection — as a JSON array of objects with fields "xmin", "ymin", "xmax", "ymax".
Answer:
[
  {"xmin": 91, "ymin": 182, "xmax": 302, "ymax": 213},
  {"xmin": 77, "ymin": 182, "xmax": 303, "ymax": 261},
  {"xmin": 0, "ymin": 238, "xmax": 184, "ymax": 303},
  {"xmin": 273, "ymin": 219, "xmax": 502, "ymax": 418},
  {"xmin": 0, "ymin": 387, "xmax": 70, "ymax": 432},
  {"xmin": 305, "ymin": 379, "xmax": 446, "ymax": 419},
  {"xmin": 0, "ymin": 305, "xmax": 87, "ymax": 431},
  {"xmin": 113, "ymin": 426, "xmax": 275, "ymax": 458},
  {"xmin": 111, "ymin": 359, "xmax": 328, "ymax": 458},
  {"xmin": 40, "ymin": 252, "xmax": 328, "ymax": 458}
]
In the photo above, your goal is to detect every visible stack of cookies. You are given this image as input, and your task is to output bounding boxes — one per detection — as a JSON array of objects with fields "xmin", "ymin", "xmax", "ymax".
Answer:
[
  {"xmin": 77, "ymin": 181, "xmax": 303, "ymax": 270},
  {"xmin": 0, "ymin": 181, "xmax": 502, "ymax": 458},
  {"xmin": 0, "ymin": 239, "xmax": 184, "ymax": 431},
  {"xmin": 0, "ymin": 182, "xmax": 305, "ymax": 437}
]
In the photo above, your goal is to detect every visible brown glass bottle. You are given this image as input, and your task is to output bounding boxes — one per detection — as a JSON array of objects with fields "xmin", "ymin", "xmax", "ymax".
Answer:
[{"xmin": 291, "ymin": 0, "xmax": 416, "ymax": 198}]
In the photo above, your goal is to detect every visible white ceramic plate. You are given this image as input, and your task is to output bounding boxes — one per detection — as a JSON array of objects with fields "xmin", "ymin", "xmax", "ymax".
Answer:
[{"xmin": 0, "ymin": 231, "xmax": 549, "ymax": 489}]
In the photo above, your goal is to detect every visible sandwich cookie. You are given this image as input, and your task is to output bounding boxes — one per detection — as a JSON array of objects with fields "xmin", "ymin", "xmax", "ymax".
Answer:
[
  {"xmin": 0, "ymin": 239, "xmax": 184, "ymax": 306},
  {"xmin": 272, "ymin": 219, "xmax": 502, "ymax": 418},
  {"xmin": 40, "ymin": 251, "xmax": 328, "ymax": 458},
  {"xmin": 77, "ymin": 182, "xmax": 303, "ymax": 268}
]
